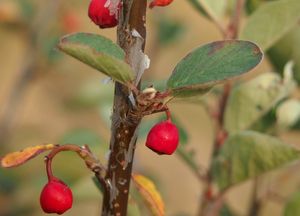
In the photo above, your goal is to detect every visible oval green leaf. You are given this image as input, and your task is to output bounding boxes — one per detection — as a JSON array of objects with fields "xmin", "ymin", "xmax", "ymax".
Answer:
[
  {"xmin": 57, "ymin": 32, "xmax": 134, "ymax": 84},
  {"xmin": 241, "ymin": 0, "xmax": 300, "ymax": 51},
  {"xmin": 167, "ymin": 40, "xmax": 263, "ymax": 97},
  {"xmin": 267, "ymin": 26, "xmax": 300, "ymax": 83},
  {"xmin": 224, "ymin": 72, "xmax": 296, "ymax": 133},
  {"xmin": 212, "ymin": 131, "xmax": 300, "ymax": 190}
]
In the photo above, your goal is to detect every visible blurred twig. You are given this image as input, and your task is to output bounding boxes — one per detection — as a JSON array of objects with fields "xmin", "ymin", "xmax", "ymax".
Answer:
[
  {"xmin": 0, "ymin": 50, "xmax": 36, "ymax": 144},
  {"xmin": 195, "ymin": 0, "xmax": 245, "ymax": 215},
  {"xmin": 226, "ymin": 0, "xmax": 245, "ymax": 39},
  {"xmin": 248, "ymin": 178, "xmax": 262, "ymax": 216},
  {"xmin": 0, "ymin": 0, "xmax": 61, "ymax": 144}
]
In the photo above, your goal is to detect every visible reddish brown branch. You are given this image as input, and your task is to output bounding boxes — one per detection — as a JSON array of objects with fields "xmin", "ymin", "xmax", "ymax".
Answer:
[
  {"xmin": 100, "ymin": 1, "xmax": 147, "ymax": 215},
  {"xmin": 198, "ymin": 1, "xmax": 246, "ymax": 215},
  {"xmin": 226, "ymin": 0, "xmax": 245, "ymax": 39}
]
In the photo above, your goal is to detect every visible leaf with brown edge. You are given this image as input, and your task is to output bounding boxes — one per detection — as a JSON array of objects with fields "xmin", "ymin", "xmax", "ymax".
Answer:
[
  {"xmin": 167, "ymin": 40, "xmax": 263, "ymax": 98},
  {"xmin": 1, "ymin": 144, "xmax": 56, "ymax": 168},
  {"xmin": 132, "ymin": 174, "xmax": 164, "ymax": 216}
]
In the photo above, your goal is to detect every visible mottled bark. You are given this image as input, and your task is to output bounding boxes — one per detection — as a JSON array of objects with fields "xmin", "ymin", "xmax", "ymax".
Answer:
[{"xmin": 100, "ymin": 1, "xmax": 147, "ymax": 215}]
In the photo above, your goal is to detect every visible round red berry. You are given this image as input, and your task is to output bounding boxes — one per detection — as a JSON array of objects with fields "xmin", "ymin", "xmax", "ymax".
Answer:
[
  {"xmin": 146, "ymin": 120, "xmax": 179, "ymax": 155},
  {"xmin": 88, "ymin": 0, "xmax": 121, "ymax": 29},
  {"xmin": 40, "ymin": 179, "xmax": 73, "ymax": 215}
]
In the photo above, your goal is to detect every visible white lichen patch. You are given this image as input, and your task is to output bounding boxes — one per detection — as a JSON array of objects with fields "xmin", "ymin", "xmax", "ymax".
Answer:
[
  {"xmin": 132, "ymin": 29, "xmax": 142, "ymax": 38},
  {"xmin": 104, "ymin": 0, "xmax": 121, "ymax": 18},
  {"xmin": 130, "ymin": 29, "xmax": 150, "ymax": 86}
]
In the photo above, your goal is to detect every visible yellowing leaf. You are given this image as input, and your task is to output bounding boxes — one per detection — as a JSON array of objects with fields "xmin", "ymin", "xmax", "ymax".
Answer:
[
  {"xmin": 132, "ymin": 174, "xmax": 164, "ymax": 216},
  {"xmin": 1, "ymin": 144, "xmax": 56, "ymax": 168}
]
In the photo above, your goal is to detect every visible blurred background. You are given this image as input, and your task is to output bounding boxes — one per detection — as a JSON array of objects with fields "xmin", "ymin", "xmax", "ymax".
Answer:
[{"xmin": 1, "ymin": 0, "xmax": 300, "ymax": 216}]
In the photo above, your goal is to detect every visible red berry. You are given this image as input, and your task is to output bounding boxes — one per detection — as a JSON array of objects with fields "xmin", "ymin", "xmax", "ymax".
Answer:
[
  {"xmin": 88, "ymin": 0, "xmax": 121, "ymax": 29},
  {"xmin": 149, "ymin": 0, "xmax": 174, "ymax": 8},
  {"xmin": 146, "ymin": 120, "xmax": 179, "ymax": 155},
  {"xmin": 40, "ymin": 179, "xmax": 73, "ymax": 215}
]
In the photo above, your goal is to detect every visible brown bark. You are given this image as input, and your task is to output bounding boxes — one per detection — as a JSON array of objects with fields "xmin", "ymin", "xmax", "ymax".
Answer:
[{"xmin": 100, "ymin": 1, "xmax": 147, "ymax": 215}]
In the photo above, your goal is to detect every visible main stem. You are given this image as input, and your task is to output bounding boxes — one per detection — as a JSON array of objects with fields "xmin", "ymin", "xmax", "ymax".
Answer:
[{"xmin": 100, "ymin": 1, "xmax": 147, "ymax": 216}]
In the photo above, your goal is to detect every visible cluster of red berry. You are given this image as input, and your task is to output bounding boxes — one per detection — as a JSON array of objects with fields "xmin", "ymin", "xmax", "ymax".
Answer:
[
  {"xmin": 39, "ymin": 118, "xmax": 179, "ymax": 215},
  {"xmin": 39, "ymin": 1, "xmax": 176, "ymax": 214},
  {"xmin": 39, "ymin": 117, "xmax": 179, "ymax": 215},
  {"xmin": 88, "ymin": 0, "xmax": 174, "ymax": 28}
]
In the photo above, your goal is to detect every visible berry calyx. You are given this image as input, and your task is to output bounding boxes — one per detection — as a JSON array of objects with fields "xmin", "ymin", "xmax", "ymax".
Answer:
[
  {"xmin": 40, "ymin": 178, "xmax": 73, "ymax": 215},
  {"xmin": 146, "ymin": 119, "xmax": 179, "ymax": 155},
  {"xmin": 88, "ymin": 0, "xmax": 121, "ymax": 29},
  {"xmin": 149, "ymin": 0, "xmax": 174, "ymax": 8}
]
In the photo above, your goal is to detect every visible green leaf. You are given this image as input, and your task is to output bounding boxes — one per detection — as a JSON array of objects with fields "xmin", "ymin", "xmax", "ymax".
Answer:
[
  {"xmin": 284, "ymin": 190, "xmax": 300, "ymax": 216},
  {"xmin": 249, "ymin": 109, "xmax": 277, "ymax": 134},
  {"xmin": 241, "ymin": 0, "xmax": 300, "ymax": 51},
  {"xmin": 224, "ymin": 72, "xmax": 295, "ymax": 133},
  {"xmin": 245, "ymin": 0, "xmax": 276, "ymax": 14},
  {"xmin": 212, "ymin": 131, "xmax": 300, "ymax": 190},
  {"xmin": 167, "ymin": 40, "xmax": 263, "ymax": 98},
  {"xmin": 57, "ymin": 32, "xmax": 134, "ymax": 84},
  {"xmin": 245, "ymin": 0, "xmax": 263, "ymax": 14},
  {"xmin": 267, "ymin": 26, "xmax": 300, "ymax": 83}
]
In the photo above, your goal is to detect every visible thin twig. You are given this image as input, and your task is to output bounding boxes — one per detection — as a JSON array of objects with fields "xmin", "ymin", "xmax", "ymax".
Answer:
[
  {"xmin": 0, "ymin": 54, "xmax": 36, "ymax": 144},
  {"xmin": 197, "ymin": 0, "xmax": 246, "ymax": 215},
  {"xmin": 0, "ymin": 0, "xmax": 61, "ymax": 145},
  {"xmin": 248, "ymin": 178, "xmax": 261, "ymax": 216},
  {"xmin": 226, "ymin": 0, "xmax": 245, "ymax": 39}
]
